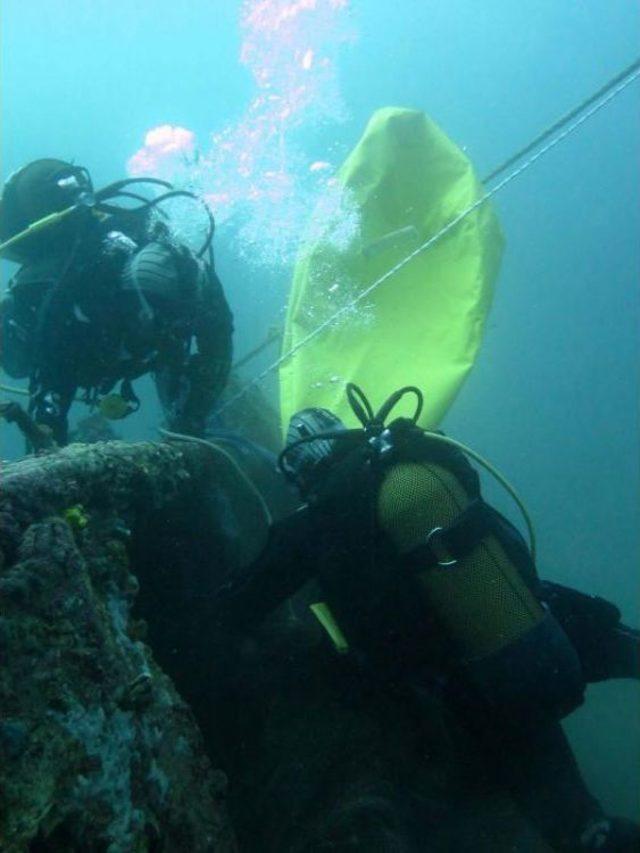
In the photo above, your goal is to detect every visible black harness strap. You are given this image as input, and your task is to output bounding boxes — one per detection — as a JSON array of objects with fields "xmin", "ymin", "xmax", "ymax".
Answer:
[{"xmin": 402, "ymin": 499, "xmax": 496, "ymax": 572}]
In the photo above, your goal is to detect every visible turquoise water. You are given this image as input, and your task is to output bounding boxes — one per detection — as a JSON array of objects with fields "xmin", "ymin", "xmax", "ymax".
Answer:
[{"xmin": 2, "ymin": 0, "xmax": 639, "ymax": 829}]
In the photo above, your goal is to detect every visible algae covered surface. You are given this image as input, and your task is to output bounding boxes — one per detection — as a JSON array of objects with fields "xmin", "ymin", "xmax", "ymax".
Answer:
[
  {"xmin": 0, "ymin": 441, "xmax": 237, "ymax": 852},
  {"xmin": 0, "ymin": 439, "xmax": 547, "ymax": 852}
]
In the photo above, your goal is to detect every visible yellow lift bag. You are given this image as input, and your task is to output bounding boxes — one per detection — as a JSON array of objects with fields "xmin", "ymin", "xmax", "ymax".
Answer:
[{"xmin": 279, "ymin": 107, "xmax": 504, "ymax": 433}]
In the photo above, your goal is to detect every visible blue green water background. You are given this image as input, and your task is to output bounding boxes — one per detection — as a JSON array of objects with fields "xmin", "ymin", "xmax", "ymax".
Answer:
[{"xmin": 1, "ymin": 0, "xmax": 639, "ymax": 822}]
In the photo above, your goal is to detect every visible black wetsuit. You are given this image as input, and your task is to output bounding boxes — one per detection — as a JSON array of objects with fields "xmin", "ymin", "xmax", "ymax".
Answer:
[
  {"xmin": 216, "ymin": 421, "xmax": 639, "ymax": 852},
  {"xmin": 0, "ymin": 215, "xmax": 233, "ymax": 444}
]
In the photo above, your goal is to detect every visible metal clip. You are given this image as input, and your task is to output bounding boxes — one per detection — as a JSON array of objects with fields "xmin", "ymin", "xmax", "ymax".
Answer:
[
  {"xmin": 368, "ymin": 427, "xmax": 394, "ymax": 457},
  {"xmin": 426, "ymin": 526, "xmax": 458, "ymax": 567}
]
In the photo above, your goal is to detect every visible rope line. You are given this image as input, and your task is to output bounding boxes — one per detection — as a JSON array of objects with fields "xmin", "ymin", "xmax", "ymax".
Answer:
[
  {"xmin": 218, "ymin": 59, "xmax": 640, "ymax": 415},
  {"xmin": 483, "ymin": 56, "xmax": 640, "ymax": 184},
  {"xmin": 0, "ymin": 382, "xmax": 30, "ymax": 397}
]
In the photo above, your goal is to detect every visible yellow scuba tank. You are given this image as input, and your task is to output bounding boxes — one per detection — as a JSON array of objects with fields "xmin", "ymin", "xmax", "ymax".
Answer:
[
  {"xmin": 377, "ymin": 460, "xmax": 544, "ymax": 663},
  {"xmin": 283, "ymin": 383, "xmax": 584, "ymax": 725},
  {"xmin": 376, "ymin": 452, "xmax": 584, "ymax": 724}
]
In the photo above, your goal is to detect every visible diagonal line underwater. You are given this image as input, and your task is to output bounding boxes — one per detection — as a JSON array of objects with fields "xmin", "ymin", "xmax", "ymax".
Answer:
[
  {"xmin": 482, "ymin": 56, "xmax": 640, "ymax": 185},
  {"xmin": 218, "ymin": 58, "xmax": 640, "ymax": 417}
]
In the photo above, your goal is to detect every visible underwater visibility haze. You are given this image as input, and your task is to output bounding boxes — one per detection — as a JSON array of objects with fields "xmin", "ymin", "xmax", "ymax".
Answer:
[{"xmin": 1, "ymin": 0, "xmax": 639, "ymax": 848}]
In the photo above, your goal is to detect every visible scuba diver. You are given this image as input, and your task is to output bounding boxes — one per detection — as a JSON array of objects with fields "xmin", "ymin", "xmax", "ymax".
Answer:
[
  {"xmin": 215, "ymin": 383, "xmax": 640, "ymax": 852},
  {"xmin": 0, "ymin": 158, "xmax": 233, "ymax": 445}
]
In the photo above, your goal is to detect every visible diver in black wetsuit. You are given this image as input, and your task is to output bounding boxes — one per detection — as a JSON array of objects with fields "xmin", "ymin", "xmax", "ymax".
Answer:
[
  {"xmin": 0, "ymin": 159, "xmax": 233, "ymax": 445},
  {"xmin": 216, "ymin": 384, "xmax": 640, "ymax": 852}
]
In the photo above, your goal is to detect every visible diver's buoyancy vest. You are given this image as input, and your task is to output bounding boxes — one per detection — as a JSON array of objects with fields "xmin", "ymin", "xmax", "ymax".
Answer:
[{"xmin": 12, "ymin": 219, "xmax": 199, "ymax": 394}]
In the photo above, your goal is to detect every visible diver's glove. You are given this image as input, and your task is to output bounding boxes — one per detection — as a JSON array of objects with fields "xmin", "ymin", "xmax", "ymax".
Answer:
[
  {"xmin": 0, "ymin": 400, "xmax": 56, "ymax": 451},
  {"xmin": 541, "ymin": 581, "xmax": 640, "ymax": 682},
  {"xmin": 31, "ymin": 390, "xmax": 69, "ymax": 446},
  {"xmin": 577, "ymin": 816, "xmax": 640, "ymax": 852}
]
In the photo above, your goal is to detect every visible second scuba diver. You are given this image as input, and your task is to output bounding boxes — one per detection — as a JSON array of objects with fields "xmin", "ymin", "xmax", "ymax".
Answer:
[
  {"xmin": 216, "ymin": 383, "xmax": 640, "ymax": 852},
  {"xmin": 0, "ymin": 158, "xmax": 233, "ymax": 445}
]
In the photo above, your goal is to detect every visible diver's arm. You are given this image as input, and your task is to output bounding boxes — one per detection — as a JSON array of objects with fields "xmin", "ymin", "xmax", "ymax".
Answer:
[
  {"xmin": 0, "ymin": 266, "xmax": 46, "ymax": 380},
  {"xmin": 27, "ymin": 300, "xmax": 78, "ymax": 447},
  {"xmin": 0, "ymin": 400, "xmax": 56, "ymax": 451},
  {"xmin": 213, "ymin": 505, "xmax": 317, "ymax": 632},
  {"xmin": 158, "ymin": 264, "xmax": 233, "ymax": 436},
  {"xmin": 181, "ymin": 265, "xmax": 233, "ymax": 430},
  {"xmin": 540, "ymin": 580, "xmax": 640, "ymax": 682},
  {"xmin": 29, "ymin": 384, "xmax": 75, "ymax": 447},
  {"xmin": 1, "ymin": 291, "xmax": 32, "ymax": 379},
  {"xmin": 478, "ymin": 716, "xmax": 639, "ymax": 852}
]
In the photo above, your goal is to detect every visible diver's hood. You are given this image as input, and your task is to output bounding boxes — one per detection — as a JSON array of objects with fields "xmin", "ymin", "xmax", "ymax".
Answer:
[
  {"xmin": 0, "ymin": 159, "xmax": 94, "ymax": 263},
  {"xmin": 0, "ymin": 160, "xmax": 215, "ymax": 264}
]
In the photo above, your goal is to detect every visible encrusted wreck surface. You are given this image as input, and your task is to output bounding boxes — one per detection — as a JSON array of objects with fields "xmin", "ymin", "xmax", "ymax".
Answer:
[
  {"xmin": 0, "ymin": 441, "xmax": 238, "ymax": 852},
  {"xmin": 0, "ymin": 439, "xmax": 550, "ymax": 852}
]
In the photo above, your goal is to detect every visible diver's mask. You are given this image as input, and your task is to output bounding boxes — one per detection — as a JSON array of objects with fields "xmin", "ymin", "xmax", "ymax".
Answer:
[{"xmin": 51, "ymin": 165, "xmax": 94, "ymax": 208}]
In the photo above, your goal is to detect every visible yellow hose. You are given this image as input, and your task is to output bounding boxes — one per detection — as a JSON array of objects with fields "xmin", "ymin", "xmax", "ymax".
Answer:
[{"xmin": 0, "ymin": 204, "xmax": 79, "ymax": 255}]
